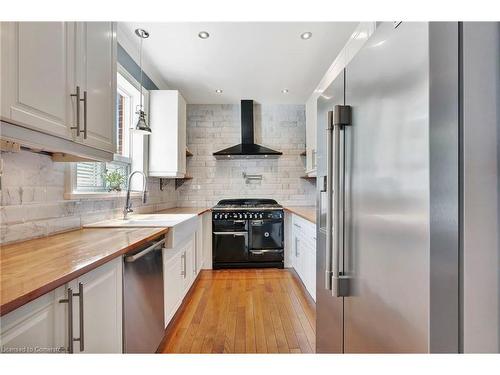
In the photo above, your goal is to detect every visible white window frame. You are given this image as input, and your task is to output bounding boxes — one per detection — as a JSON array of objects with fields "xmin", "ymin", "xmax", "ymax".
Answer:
[{"xmin": 65, "ymin": 64, "xmax": 150, "ymax": 199}]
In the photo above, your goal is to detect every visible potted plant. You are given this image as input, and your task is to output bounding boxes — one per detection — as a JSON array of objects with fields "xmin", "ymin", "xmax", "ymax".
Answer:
[{"xmin": 103, "ymin": 169, "xmax": 126, "ymax": 192}]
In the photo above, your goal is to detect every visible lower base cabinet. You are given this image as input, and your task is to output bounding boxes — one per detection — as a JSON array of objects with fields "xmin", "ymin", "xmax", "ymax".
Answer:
[
  {"xmin": 69, "ymin": 258, "xmax": 122, "ymax": 353},
  {"xmin": 289, "ymin": 214, "xmax": 317, "ymax": 301},
  {"xmin": 163, "ymin": 234, "xmax": 197, "ymax": 327},
  {"xmin": 0, "ymin": 258, "xmax": 123, "ymax": 353},
  {"xmin": 0, "ymin": 286, "xmax": 67, "ymax": 353}
]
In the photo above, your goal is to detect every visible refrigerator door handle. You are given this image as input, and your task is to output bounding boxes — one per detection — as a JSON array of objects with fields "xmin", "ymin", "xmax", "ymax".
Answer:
[{"xmin": 325, "ymin": 110, "xmax": 334, "ymax": 290}]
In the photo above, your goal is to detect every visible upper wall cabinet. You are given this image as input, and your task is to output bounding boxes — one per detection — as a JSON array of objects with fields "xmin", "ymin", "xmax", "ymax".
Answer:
[
  {"xmin": 149, "ymin": 90, "xmax": 187, "ymax": 178},
  {"xmin": 74, "ymin": 22, "xmax": 117, "ymax": 153},
  {"xmin": 1, "ymin": 22, "xmax": 77, "ymax": 139},
  {"xmin": 0, "ymin": 22, "xmax": 116, "ymax": 159},
  {"xmin": 305, "ymin": 95, "xmax": 317, "ymax": 176}
]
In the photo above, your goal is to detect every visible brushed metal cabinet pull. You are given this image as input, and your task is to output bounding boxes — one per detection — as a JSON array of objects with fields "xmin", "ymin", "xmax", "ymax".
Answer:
[
  {"xmin": 184, "ymin": 252, "xmax": 187, "ymax": 278},
  {"xmin": 59, "ymin": 287, "xmax": 74, "ymax": 353},
  {"xmin": 70, "ymin": 86, "xmax": 81, "ymax": 136},
  {"xmin": 82, "ymin": 91, "xmax": 88, "ymax": 139},
  {"xmin": 181, "ymin": 253, "xmax": 186, "ymax": 278},
  {"xmin": 73, "ymin": 283, "xmax": 84, "ymax": 352}
]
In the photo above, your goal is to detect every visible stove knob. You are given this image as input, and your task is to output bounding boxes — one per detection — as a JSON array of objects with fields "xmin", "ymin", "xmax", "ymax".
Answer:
[
  {"xmin": 214, "ymin": 214, "xmax": 218, "ymax": 219},
  {"xmin": 259, "ymin": 213, "xmax": 263, "ymax": 219}
]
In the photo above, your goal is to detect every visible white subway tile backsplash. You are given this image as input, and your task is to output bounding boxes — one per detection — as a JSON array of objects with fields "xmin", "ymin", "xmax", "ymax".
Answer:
[
  {"xmin": 0, "ymin": 149, "xmax": 177, "ymax": 244},
  {"xmin": 177, "ymin": 104, "xmax": 315, "ymax": 208}
]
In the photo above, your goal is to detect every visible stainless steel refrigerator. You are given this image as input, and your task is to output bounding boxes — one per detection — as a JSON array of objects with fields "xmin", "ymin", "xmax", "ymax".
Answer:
[{"xmin": 316, "ymin": 21, "xmax": 500, "ymax": 353}]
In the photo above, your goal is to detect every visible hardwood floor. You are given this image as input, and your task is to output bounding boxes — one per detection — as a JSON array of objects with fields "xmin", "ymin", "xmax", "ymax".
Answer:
[{"xmin": 160, "ymin": 269, "xmax": 316, "ymax": 353}]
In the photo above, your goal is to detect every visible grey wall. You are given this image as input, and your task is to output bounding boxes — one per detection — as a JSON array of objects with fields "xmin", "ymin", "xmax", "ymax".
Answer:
[
  {"xmin": 118, "ymin": 43, "xmax": 158, "ymax": 90},
  {"xmin": 176, "ymin": 104, "xmax": 316, "ymax": 207}
]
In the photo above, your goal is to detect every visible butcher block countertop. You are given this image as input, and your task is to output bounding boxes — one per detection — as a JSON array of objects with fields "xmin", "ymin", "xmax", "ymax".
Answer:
[
  {"xmin": 284, "ymin": 206, "xmax": 317, "ymax": 224},
  {"xmin": 0, "ymin": 227, "xmax": 168, "ymax": 316},
  {"xmin": 155, "ymin": 207, "xmax": 211, "ymax": 215}
]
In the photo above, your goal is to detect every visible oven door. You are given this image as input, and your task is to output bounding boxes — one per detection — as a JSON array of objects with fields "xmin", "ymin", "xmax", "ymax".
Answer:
[
  {"xmin": 212, "ymin": 218, "xmax": 247, "ymax": 232},
  {"xmin": 249, "ymin": 219, "xmax": 284, "ymax": 250},
  {"xmin": 213, "ymin": 231, "xmax": 248, "ymax": 263}
]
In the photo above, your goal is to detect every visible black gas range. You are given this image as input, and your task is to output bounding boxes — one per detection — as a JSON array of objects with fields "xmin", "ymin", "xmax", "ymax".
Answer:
[{"xmin": 212, "ymin": 199, "xmax": 284, "ymax": 269}]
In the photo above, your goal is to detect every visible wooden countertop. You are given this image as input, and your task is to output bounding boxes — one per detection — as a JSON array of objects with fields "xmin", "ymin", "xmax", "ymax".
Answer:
[
  {"xmin": 0, "ymin": 227, "xmax": 168, "ymax": 316},
  {"xmin": 155, "ymin": 207, "xmax": 211, "ymax": 215},
  {"xmin": 284, "ymin": 206, "xmax": 317, "ymax": 224}
]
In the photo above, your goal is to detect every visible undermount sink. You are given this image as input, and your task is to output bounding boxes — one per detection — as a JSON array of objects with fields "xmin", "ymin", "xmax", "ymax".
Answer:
[{"xmin": 85, "ymin": 214, "xmax": 198, "ymax": 248}]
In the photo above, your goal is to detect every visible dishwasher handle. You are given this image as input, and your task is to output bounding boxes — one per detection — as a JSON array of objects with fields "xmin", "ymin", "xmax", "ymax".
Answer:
[{"xmin": 124, "ymin": 238, "xmax": 166, "ymax": 263}]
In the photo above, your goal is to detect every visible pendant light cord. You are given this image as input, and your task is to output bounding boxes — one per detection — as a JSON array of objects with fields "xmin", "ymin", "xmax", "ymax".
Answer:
[{"xmin": 139, "ymin": 36, "xmax": 144, "ymax": 110}]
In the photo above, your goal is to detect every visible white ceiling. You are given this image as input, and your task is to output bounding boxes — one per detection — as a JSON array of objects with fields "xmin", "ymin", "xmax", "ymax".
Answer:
[{"xmin": 119, "ymin": 22, "xmax": 358, "ymax": 104}]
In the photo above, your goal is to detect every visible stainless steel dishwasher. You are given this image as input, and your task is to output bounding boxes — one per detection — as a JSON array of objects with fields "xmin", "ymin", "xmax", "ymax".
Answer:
[{"xmin": 123, "ymin": 237, "xmax": 165, "ymax": 353}]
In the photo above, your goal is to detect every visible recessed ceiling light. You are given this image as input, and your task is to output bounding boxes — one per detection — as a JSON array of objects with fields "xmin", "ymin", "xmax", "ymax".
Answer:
[
  {"xmin": 198, "ymin": 31, "xmax": 210, "ymax": 39},
  {"xmin": 215, "ymin": 89, "xmax": 223, "ymax": 93},
  {"xmin": 300, "ymin": 32, "xmax": 312, "ymax": 40},
  {"xmin": 281, "ymin": 88, "xmax": 289, "ymax": 94}
]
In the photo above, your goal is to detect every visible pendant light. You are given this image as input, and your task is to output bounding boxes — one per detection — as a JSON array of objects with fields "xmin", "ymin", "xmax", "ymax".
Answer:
[{"xmin": 134, "ymin": 28, "xmax": 151, "ymax": 134}]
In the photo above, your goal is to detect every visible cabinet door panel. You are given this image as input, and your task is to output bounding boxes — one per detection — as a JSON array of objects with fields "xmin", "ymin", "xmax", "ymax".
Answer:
[
  {"xmin": 1, "ymin": 22, "xmax": 75, "ymax": 138},
  {"xmin": 180, "ymin": 237, "xmax": 195, "ymax": 294},
  {"xmin": 72, "ymin": 258, "xmax": 122, "ymax": 353},
  {"xmin": 163, "ymin": 251, "xmax": 182, "ymax": 327},
  {"xmin": 76, "ymin": 22, "xmax": 116, "ymax": 152},
  {"xmin": 0, "ymin": 286, "xmax": 67, "ymax": 353},
  {"xmin": 195, "ymin": 217, "xmax": 204, "ymax": 274}
]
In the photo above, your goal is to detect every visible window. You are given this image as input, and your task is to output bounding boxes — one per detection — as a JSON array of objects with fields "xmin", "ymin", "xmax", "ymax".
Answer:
[{"xmin": 68, "ymin": 66, "xmax": 148, "ymax": 196}]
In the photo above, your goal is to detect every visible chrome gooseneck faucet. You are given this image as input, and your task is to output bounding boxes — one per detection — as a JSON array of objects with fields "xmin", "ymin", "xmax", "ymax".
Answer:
[{"xmin": 123, "ymin": 171, "xmax": 147, "ymax": 220}]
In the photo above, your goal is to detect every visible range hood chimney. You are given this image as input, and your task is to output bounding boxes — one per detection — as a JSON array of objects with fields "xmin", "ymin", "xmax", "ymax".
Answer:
[{"xmin": 213, "ymin": 100, "xmax": 282, "ymax": 159}]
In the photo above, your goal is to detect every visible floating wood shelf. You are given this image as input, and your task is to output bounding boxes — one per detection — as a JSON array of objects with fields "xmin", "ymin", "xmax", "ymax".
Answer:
[
  {"xmin": 300, "ymin": 176, "xmax": 317, "ymax": 182},
  {"xmin": 186, "ymin": 149, "xmax": 193, "ymax": 157},
  {"xmin": 300, "ymin": 151, "xmax": 306, "ymax": 156}
]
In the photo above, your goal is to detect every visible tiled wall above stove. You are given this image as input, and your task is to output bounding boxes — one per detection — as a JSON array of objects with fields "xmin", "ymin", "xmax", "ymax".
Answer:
[{"xmin": 177, "ymin": 103, "xmax": 316, "ymax": 208}]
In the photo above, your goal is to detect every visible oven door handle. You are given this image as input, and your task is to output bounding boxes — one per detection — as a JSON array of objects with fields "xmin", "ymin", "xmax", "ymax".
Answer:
[
  {"xmin": 213, "ymin": 231, "xmax": 247, "ymax": 236},
  {"xmin": 250, "ymin": 249, "xmax": 283, "ymax": 255}
]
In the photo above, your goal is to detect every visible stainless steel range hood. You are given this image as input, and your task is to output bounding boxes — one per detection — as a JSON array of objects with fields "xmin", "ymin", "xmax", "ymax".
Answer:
[{"xmin": 213, "ymin": 100, "xmax": 282, "ymax": 159}]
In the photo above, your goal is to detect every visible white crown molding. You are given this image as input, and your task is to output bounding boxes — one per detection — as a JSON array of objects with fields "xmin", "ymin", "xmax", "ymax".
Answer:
[{"xmin": 117, "ymin": 23, "xmax": 169, "ymax": 90}]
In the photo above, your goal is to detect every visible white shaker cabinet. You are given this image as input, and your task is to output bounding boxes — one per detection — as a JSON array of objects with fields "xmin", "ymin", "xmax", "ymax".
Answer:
[
  {"xmin": 163, "ymin": 249, "xmax": 183, "ymax": 327},
  {"xmin": 0, "ymin": 286, "xmax": 67, "ymax": 353},
  {"xmin": 195, "ymin": 216, "xmax": 205, "ymax": 275},
  {"xmin": 305, "ymin": 95, "xmax": 317, "ymax": 176},
  {"xmin": 69, "ymin": 257, "xmax": 122, "ymax": 353},
  {"xmin": 0, "ymin": 22, "xmax": 76, "ymax": 139},
  {"xmin": 0, "ymin": 22, "xmax": 116, "ymax": 158},
  {"xmin": 149, "ymin": 90, "xmax": 187, "ymax": 178},
  {"xmin": 182, "ymin": 237, "xmax": 196, "ymax": 294},
  {"xmin": 0, "ymin": 258, "xmax": 123, "ymax": 354},
  {"xmin": 73, "ymin": 22, "xmax": 116, "ymax": 153},
  {"xmin": 163, "ymin": 233, "xmax": 200, "ymax": 328},
  {"xmin": 290, "ymin": 214, "xmax": 317, "ymax": 301}
]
